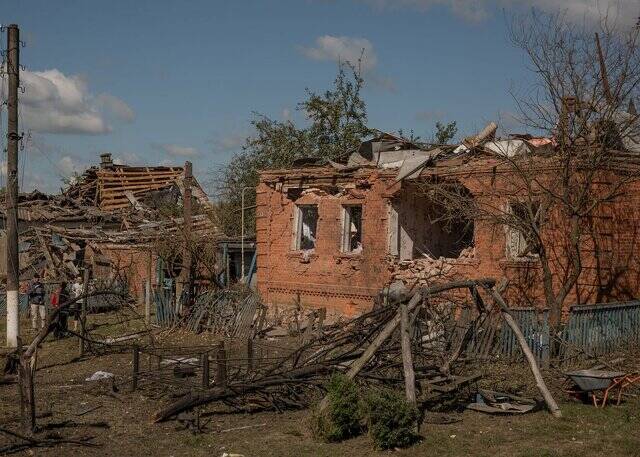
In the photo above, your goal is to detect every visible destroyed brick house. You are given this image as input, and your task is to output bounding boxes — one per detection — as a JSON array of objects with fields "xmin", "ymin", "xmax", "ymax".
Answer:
[
  {"xmin": 0, "ymin": 153, "xmax": 216, "ymax": 299},
  {"xmin": 256, "ymin": 129, "xmax": 640, "ymax": 316}
]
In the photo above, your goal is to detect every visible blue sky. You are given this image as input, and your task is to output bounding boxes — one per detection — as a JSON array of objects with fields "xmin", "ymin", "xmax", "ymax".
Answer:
[{"xmin": 1, "ymin": 0, "xmax": 637, "ymax": 193}]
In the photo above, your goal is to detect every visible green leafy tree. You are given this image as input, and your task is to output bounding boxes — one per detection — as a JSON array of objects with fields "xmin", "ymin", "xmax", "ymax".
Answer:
[
  {"xmin": 213, "ymin": 63, "xmax": 369, "ymax": 236},
  {"xmin": 433, "ymin": 120, "xmax": 458, "ymax": 144}
]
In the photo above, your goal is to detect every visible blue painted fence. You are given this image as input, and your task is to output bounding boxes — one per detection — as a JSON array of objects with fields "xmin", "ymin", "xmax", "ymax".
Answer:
[
  {"xmin": 154, "ymin": 288, "xmax": 177, "ymax": 326},
  {"xmin": 500, "ymin": 308, "xmax": 551, "ymax": 366},
  {"xmin": 561, "ymin": 301, "xmax": 640, "ymax": 357},
  {"xmin": 498, "ymin": 300, "xmax": 640, "ymax": 364}
]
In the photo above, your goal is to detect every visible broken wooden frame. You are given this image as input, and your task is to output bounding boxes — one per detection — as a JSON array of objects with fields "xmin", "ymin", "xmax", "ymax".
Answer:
[{"xmin": 151, "ymin": 277, "xmax": 561, "ymax": 422}]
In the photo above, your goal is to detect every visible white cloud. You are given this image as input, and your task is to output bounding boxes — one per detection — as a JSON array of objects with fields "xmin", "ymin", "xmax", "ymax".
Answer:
[
  {"xmin": 513, "ymin": 0, "xmax": 640, "ymax": 29},
  {"xmin": 300, "ymin": 35, "xmax": 378, "ymax": 72},
  {"xmin": 153, "ymin": 143, "xmax": 200, "ymax": 157},
  {"xmin": 359, "ymin": 0, "xmax": 640, "ymax": 27},
  {"xmin": 96, "ymin": 93, "xmax": 135, "ymax": 123},
  {"xmin": 111, "ymin": 151, "xmax": 141, "ymax": 166},
  {"xmin": 359, "ymin": 0, "xmax": 489, "ymax": 22},
  {"xmin": 57, "ymin": 155, "xmax": 82, "ymax": 176},
  {"xmin": 299, "ymin": 35, "xmax": 396, "ymax": 91},
  {"xmin": 0, "ymin": 67, "xmax": 134, "ymax": 135}
]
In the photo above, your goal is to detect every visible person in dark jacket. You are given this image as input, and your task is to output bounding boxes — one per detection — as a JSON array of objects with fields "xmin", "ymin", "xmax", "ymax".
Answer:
[
  {"xmin": 27, "ymin": 273, "xmax": 46, "ymax": 330},
  {"xmin": 51, "ymin": 281, "xmax": 70, "ymax": 338}
]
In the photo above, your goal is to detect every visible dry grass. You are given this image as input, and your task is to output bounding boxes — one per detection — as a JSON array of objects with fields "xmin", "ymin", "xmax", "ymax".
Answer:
[{"xmin": 1, "ymin": 311, "xmax": 640, "ymax": 456}]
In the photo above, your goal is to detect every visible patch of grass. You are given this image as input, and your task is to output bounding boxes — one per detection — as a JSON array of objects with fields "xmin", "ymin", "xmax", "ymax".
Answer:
[
  {"xmin": 361, "ymin": 387, "xmax": 419, "ymax": 450},
  {"xmin": 283, "ymin": 426, "xmax": 303, "ymax": 437},
  {"xmin": 311, "ymin": 373, "xmax": 362, "ymax": 442},
  {"xmin": 517, "ymin": 449, "xmax": 561, "ymax": 457}
]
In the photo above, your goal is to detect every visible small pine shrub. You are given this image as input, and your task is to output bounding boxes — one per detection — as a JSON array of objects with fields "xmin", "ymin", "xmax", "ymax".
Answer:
[
  {"xmin": 311, "ymin": 373, "xmax": 362, "ymax": 442},
  {"xmin": 362, "ymin": 388, "xmax": 420, "ymax": 450}
]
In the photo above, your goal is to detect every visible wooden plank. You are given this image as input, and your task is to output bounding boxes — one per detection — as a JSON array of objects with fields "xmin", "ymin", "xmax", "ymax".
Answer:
[
  {"xmin": 400, "ymin": 304, "xmax": 416, "ymax": 406},
  {"xmin": 99, "ymin": 182, "xmax": 179, "ymax": 194}
]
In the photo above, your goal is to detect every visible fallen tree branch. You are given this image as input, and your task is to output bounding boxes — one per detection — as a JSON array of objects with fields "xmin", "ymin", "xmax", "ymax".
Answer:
[
  {"xmin": 481, "ymin": 285, "xmax": 562, "ymax": 418},
  {"xmin": 152, "ymin": 364, "xmax": 329, "ymax": 422}
]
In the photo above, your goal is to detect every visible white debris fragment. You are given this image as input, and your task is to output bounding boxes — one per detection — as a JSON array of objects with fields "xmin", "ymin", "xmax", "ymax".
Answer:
[{"xmin": 85, "ymin": 371, "xmax": 114, "ymax": 381}]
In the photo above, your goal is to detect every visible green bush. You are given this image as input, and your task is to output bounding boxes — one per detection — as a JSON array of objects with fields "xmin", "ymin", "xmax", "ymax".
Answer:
[
  {"xmin": 311, "ymin": 373, "xmax": 362, "ymax": 442},
  {"xmin": 362, "ymin": 388, "xmax": 420, "ymax": 450}
]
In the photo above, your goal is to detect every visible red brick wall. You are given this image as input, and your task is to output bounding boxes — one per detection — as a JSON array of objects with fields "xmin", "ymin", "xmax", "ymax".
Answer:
[
  {"xmin": 256, "ymin": 175, "xmax": 392, "ymax": 316},
  {"xmin": 257, "ymin": 168, "xmax": 640, "ymax": 316},
  {"xmin": 88, "ymin": 244, "xmax": 156, "ymax": 302}
]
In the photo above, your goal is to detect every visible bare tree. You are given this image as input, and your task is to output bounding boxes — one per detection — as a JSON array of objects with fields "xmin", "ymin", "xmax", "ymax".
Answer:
[{"xmin": 422, "ymin": 11, "xmax": 640, "ymax": 329}]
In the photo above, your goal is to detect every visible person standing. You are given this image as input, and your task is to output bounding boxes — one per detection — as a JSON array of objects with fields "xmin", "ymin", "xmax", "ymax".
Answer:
[
  {"xmin": 71, "ymin": 276, "xmax": 84, "ymax": 331},
  {"xmin": 51, "ymin": 281, "xmax": 70, "ymax": 339},
  {"xmin": 27, "ymin": 273, "xmax": 46, "ymax": 331}
]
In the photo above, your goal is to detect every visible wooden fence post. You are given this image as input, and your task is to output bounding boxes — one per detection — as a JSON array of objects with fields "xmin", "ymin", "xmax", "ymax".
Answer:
[
  {"xmin": 216, "ymin": 342, "xmax": 227, "ymax": 387},
  {"xmin": 132, "ymin": 346, "xmax": 140, "ymax": 391},
  {"xmin": 79, "ymin": 266, "xmax": 90, "ymax": 357},
  {"xmin": 202, "ymin": 352, "xmax": 210, "ymax": 388}
]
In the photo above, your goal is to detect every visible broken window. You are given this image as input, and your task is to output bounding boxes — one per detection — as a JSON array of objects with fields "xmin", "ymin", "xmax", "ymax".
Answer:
[
  {"xmin": 420, "ymin": 202, "xmax": 474, "ymax": 259},
  {"xmin": 342, "ymin": 205, "xmax": 363, "ymax": 253},
  {"xmin": 294, "ymin": 205, "xmax": 318, "ymax": 250},
  {"xmin": 506, "ymin": 201, "xmax": 541, "ymax": 258},
  {"xmin": 392, "ymin": 184, "xmax": 475, "ymax": 260}
]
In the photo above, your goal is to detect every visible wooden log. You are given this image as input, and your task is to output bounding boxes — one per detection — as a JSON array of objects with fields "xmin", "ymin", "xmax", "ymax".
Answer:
[
  {"xmin": 152, "ymin": 364, "xmax": 328, "ymax": 422},
  {"xmin": 482, "ymin": 285, "xmax": 562, "ymax": 418},
  {"xmin": 400, "ymin": 304, "xmax": 416, "ymax": 406},
  {"xmin": 318, "ymin": 278, "xmax": 496, "ymax": 412}
]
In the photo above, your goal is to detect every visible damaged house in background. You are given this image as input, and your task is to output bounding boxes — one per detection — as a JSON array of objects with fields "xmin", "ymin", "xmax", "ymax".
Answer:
[
  {"xmin": 256, "ymin": 117, "xmax": 640, "ymax": 317},
  {"xmin": 0, "ymin": 153, "xmax": 218, "ymax": 300}
]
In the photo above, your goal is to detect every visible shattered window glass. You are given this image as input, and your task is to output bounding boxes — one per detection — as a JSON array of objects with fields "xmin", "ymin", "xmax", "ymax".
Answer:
[
  {"xmin": 297, "ymin": 205, "xmax": 318, "ymax": 250},
  {"xmin": 507, "ymin": 201, "xmax": 541, "ymax": 258},
  {"xmin": 342, "ymin": 205, "xmax": 363, "ymax": 253}
]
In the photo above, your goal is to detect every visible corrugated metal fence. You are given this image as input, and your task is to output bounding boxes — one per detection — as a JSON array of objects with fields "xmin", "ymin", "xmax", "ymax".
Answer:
[
  {"xmin": 500, "ymin": 308, "xmax": 551, "ymax": 367},
  {"xmin": 561, "ymin": 301, "xmax": 640, "ymax": 357},
  {"xmin": 498, "ymin": 300, "xmax": 640, "ymax": 365}
]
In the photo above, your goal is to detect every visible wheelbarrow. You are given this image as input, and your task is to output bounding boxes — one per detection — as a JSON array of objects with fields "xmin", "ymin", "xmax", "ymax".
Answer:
[{"xmin": 564, "ymin": 369, "xmax": 640, "ymax": 407}]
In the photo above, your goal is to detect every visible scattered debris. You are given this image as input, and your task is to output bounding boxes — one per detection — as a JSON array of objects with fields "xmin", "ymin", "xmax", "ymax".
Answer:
[
  {"xmin": 85, "ymin": 371, "xmax": 115, "ymax": 382},
  {"xmin": 467, "ymin": 389, "xmax": 537, "ymax": 415}
]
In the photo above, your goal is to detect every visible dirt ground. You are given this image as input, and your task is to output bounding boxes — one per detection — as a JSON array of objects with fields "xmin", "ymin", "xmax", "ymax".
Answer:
[{"xmin": 1, "ymin": 311, "xmax": 640, "ymax": 457}]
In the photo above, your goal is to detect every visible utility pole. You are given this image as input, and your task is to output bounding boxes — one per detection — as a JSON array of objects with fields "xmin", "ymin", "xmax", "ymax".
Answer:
[
  {"xmin": 177, "ymin": 161, "xmax": 192, "ymax": 313},
  {"xmin": 6, "ymin": 24, "xmax": 20, "ymax": 348}
]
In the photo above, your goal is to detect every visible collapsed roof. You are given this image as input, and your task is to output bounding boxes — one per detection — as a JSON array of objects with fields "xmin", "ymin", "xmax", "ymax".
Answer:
[
  {"xmin": 64, "ymin": 153, "xmax": 211, "ymax": 211},
  {"xmin": 0, "ymin": 153, "xmax": 219, "ymax": 280}
]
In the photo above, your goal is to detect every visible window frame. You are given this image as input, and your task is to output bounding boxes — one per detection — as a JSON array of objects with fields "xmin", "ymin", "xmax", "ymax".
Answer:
[
  {"xmin": 292, "ymin": 204, "xmax": 319, "ymax": 251},
  {"xmin": 505, "ymin": 200, "xmax": 541, "ymax": 259},
  {"xmin": 341, "ymin": 204, "xmax": 363, "ymax": 253}
]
